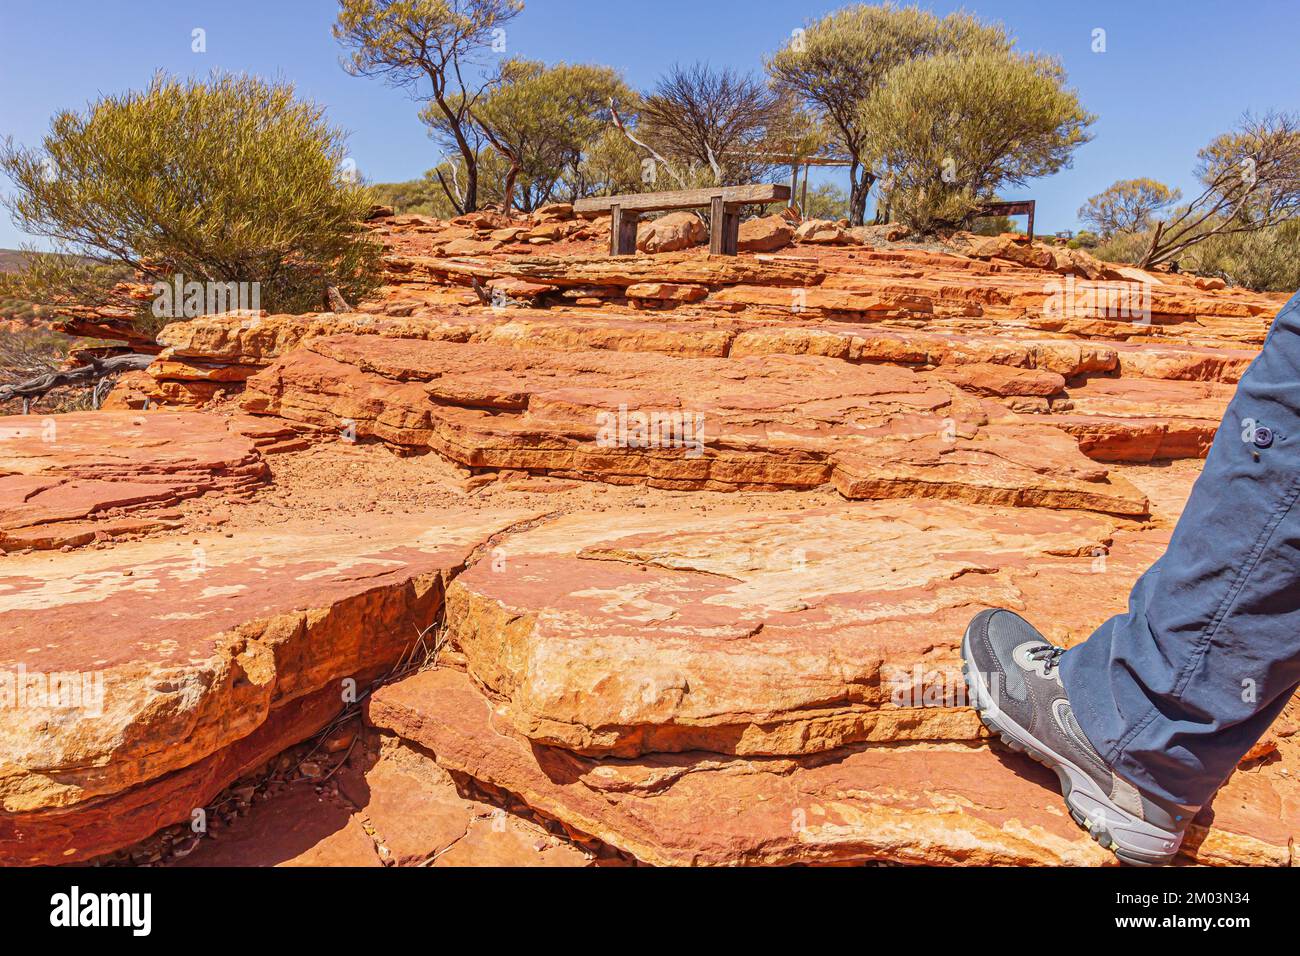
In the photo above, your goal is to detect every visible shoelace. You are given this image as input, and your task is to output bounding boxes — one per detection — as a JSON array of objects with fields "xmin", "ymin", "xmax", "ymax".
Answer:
[{"xmin": 1027, "ymin": 644, "xmax": 1066, "ymax": 674}]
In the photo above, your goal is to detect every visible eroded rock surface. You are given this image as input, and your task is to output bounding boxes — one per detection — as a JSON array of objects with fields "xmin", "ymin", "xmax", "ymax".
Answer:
[
  {"xmin": 7, "ymin": 211, "xmax": 1298, "ymax": 867},
  {"xmin": 241, "ymin": 334, "xmax": 1148, "ymax": 516},
  {"xmin": 367, "ymin": 665, "xmax": 1300, "ymax": 867},
  {"xmin": 173, "ymin": 731, "xmax": 593, "ymax": 867},
  {"xmin": 0, "ymin": 411, "xmax": 268, "ymax": 551},
  {"xmin": 0, "ymin": 508, "xmax": 534, "ymax": 863},
  {"xmin": 440, "ymin": 502, "xmax": 1132, "ymax": 757}
]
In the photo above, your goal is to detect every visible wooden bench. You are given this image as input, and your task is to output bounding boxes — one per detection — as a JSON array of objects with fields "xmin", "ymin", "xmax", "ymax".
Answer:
[
  {"xmin": 573, "ymin": 184, "xmax": 791, "ymax": 256},
  {"xmin": 975, "ymin": 200, "xmax": 1036, "ymax": 242}
]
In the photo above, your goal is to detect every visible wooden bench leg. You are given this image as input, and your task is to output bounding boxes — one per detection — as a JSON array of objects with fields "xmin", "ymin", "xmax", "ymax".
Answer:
[
  {"xmin": 610, "ymin": 204, "xmax": 639, "ymax": 256},
  {"xmin": 709, "ymin": 198, "xmax": 742, "ymax": 255},
  {"xmin": 722, "ymin": 203, "xmax": 741, "ymax": 256}
]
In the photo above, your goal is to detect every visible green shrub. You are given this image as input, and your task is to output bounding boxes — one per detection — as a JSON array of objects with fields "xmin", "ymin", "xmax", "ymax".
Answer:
[
  {"xmin": 802, "ymin": 182, "xmax": 850, "ymax": 221},
  {"xmin": 1, "ymin": 72, "xmax": 382, "ymax": 321},
  {"xmin": 1179, "ymin": 220, "xmax": 1300, "ymax": 292},
  {"xmin": 971, "ymin": 214, "xmax": 1015, "ymax": 236},
  {"xmin": 1093, "ymin": 228, "xmax": 1155, "ymax": 265},
  {"xmin": 1090, "ymin": 219, "xmax": 1300, "ymax": 292},
  {"xmin": 889, "ymin": 184, "xmax": 983, "ymax": 233},
  {"xmin": 1078, "ymin": 179, "xmax": 1181, "ymax": 236},
  {"xmin": 367, "ymin": 177, "xmax": 456, "ymax": 217}
]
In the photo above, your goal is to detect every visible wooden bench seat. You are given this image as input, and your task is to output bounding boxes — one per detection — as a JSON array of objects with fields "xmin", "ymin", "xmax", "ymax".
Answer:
[{"xmin": 574, "ymin": 184, "xmax": 791, "ymax": 256}]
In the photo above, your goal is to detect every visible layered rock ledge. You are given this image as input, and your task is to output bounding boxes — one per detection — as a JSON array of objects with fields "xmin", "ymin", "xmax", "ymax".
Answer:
[
  {"xmin": 4, "ymin": 213, "xmax": 1296, "ymax": 867},
  {"xmin": 240, "ymin": 334, "xmax": 1149, "ymax": 516},
  {"xmin": 0, "ymin": 411, "xmax": 270, "ymax": 551},
  {"xmin": 0, "ymin": 507, "xmax": 535, "ymax": 863}
]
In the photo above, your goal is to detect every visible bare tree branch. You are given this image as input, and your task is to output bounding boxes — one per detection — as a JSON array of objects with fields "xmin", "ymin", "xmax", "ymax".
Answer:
[
  {"xmin": 1141, "ymin": 112, "xmax": 1300, "ymax": 268},
  {"xmin": 610, "ymin": 99, "xmax": 688, "ymax": 189},
  {"xmin": 0, "ymin": 352, "xmax": 153, "ymax": 407}
]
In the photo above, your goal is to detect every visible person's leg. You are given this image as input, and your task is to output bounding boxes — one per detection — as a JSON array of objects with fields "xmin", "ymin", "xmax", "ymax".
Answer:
[{"xmin": 1061, "ymin": 290, "xmax": 1300, "ymax": 809}]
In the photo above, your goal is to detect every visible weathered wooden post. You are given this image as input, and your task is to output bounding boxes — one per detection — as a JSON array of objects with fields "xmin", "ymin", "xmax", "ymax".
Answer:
[
  {"xmin": 610, "ymin": 203, "xmax": 639, "ymax": 256},
  {"xmin": 709, "ymin": 196, "xmax": 741, "ymax": 256}
]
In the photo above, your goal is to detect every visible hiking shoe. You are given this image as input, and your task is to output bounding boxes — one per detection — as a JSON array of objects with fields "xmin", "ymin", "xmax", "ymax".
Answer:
[{"xmin": 960, "ymin": 608, "xmax": 1196, "ymax": 866}]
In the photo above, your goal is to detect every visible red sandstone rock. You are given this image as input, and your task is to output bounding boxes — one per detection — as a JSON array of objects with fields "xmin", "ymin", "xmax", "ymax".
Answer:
[
  {"xmin": 436, "ymin": 502, "xmax": 1154, "ymax": 758},
  {"xmin": 0, "ymin": 411, "xmax": 268, "ymax": 550},
  {"xmin": 176, "ymin": 784, "xmax": 382, "ymax": 867},
  {"xmin": 795, "ymin": 219, "xmax": 853, "ymax": 245},
  {"xmin": 524, "ymin": 222, "xmax": 566, "ymax": 242},
  {"xmin": 443, "ymin": 237, "xmax": 502, "ymax": 255},
  {"xmin": 369, "ymin": 666, "xmax": 1299, "ymax": 866},
  {"xmin": 177, "ymin": 740, "xmax": 591, "ymax": 867},
  {"xmin": 953, "ymin": 233, "xmax": 1058, "ymax": 270},
  {"xmin": 0, "ymin": 504, "xmax": 538, "ymax": 864},
  {"xmin": 532, "ymin": 202, "xmax": 575, "ymax": 223},
  {"xmin": 933, "ymin": 362, "xmax": 1067, "ymax": 397},
  {"xmin": 1048, "ymin": 378, "xmax": 1232, "ymax": 461},
  {"xmin": 624, "ymin": 282, "xmax": 708, "ymax": 303},
  {"xmin": 737, "ymin": 215, "xmax": 794, "ymax": 252},
  {"xmin": 14, "ymin": 207, "xmax": 1299, "ymax": 869},
  {"xmin": 241, "ymin": 334, "xmax": 1148, "ymax": 514},
  {"xmin": 637, "ymin": 211, "xmax": 707, "ymax": 253}
]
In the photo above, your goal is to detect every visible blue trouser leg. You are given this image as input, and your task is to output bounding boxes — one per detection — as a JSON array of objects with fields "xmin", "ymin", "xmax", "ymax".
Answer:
[{"xmin": 1061, "ymin": 290, "xmax": 1300, "ymax": 808}]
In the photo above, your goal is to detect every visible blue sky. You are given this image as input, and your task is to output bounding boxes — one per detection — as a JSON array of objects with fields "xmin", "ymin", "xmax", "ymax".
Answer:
[{"xmin": 1, "ymin": 0, "xmax": 1297, "ymax": 248}]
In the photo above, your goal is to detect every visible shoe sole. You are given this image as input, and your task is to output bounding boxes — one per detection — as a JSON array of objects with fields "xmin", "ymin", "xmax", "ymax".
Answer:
[{"xmin": 960, "ymin": 624, "xmax": 1182, "ymax": 866}]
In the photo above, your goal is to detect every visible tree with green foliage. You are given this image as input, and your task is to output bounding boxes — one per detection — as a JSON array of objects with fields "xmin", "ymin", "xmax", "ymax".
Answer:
[
  {"xmin": 570, "ymin": 127, "xmax": 650, "ymax": 198},
  {"xmin": 802, "ymin": 182, "xmax": 850, "ymax": 221},
  {"xmin": 859, "ymin": 50, "xmax": 1094, "ymax": 233},
  {"xmin": 335, "ymin": 0, "xmax": 523, "ymax": 214},
  {"xmin": 0, "ymin": 72, "xmax": 381, "ymax": 320},
  {"xmin": 368, "ymin": 150, "xmax": 518, "ymax": 217},
  {"xmin": 767, "ymin": 2, "xmax": 1012, "ymax": 225},
  {"xmin": 971, "ymin": 214, "xmax": 1016, "ymax": 237},
  {"xmin": 1079, "ymin": 178, "xmax": 1181, "ymax": 237},
  {"xmin": 471, "ymin": 58, "xmax": 631, "ymax": 212}
]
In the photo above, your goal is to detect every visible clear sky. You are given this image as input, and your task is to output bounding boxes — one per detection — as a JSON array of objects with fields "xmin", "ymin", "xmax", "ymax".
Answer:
[{"xmin": 1, "ymin": 0, "xmax": 1297, "ymax": 248}]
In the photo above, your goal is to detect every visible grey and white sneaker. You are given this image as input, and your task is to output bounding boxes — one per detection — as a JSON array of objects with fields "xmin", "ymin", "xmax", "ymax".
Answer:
[{"xmin": 961, "ymin": 608, "xmax": 1196, "ymax": 866}]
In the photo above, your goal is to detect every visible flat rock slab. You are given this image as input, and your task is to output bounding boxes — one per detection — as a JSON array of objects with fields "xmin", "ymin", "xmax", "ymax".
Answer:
[
  {"xmin": 356, "ymin": 742, "xmax": 591, "ymax": 867},
  {"xmin": 377, "ymin": 244, "xmax": 1280, "ymax": 347},
  {"xmin": 242, "ymin": 335, "xmax": 1147, "ymax": 516},
  {"xmin": 161, "ymin": 309, "xmax": 1245, "ymax": 381},
  {"xmin": 0, "ymin": 508, "xmax": 534, "ymax": 864},
  {"xmin": 369, "ymin": 667, "xmax": 1299, "ymax": 867},
  {"xmin": 0, "ymin": 411, "xmax": 268, "ymax": 550},
  {"xmin": 440, "ymin": 502, "xmax": 1161, "ymax": 758}
]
